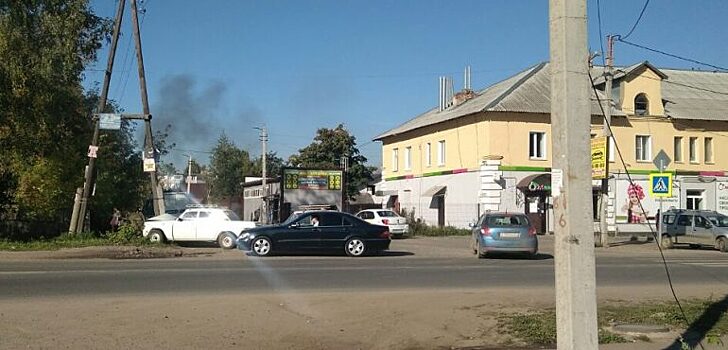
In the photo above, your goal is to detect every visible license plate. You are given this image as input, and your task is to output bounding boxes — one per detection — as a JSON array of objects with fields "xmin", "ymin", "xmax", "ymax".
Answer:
[{"xmin": 500, "ymin": 232, "xmax": 520, "ymax": 239}]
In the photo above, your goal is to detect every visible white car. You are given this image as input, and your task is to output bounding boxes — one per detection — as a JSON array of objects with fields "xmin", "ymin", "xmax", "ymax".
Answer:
[
  {"xmin": 142, "ymin": 207, "xmax": 257, "ymax": 249},
  {"xmin": 355, "ymin": 209, "xmax": 409, "ymax": 237}
]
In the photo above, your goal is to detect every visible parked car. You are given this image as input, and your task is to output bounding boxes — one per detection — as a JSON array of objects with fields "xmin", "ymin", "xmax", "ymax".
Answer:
[
  {"xmin": 469, "ymin": 212, "xmax": 538, "ymax": 258},
  {"xmin": 355, "ymin": 209, "xmax": 409, "ymax": 237},
  {"xmin": 142, "ymin": 207, "xmax": 257, "ymax": 249},
  {"xmin": 660, "ymin": 209, "xmax": 728, "ymax": 252},
  {"xmin": 237, "ymin": 211, "xmax": 391, "ymax": 257}
]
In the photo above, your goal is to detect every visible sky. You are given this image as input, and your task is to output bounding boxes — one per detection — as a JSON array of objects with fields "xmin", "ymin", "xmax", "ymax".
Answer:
[{"xmin": 82, "ymin": 0, "xmax": 728, "ymax": 170}]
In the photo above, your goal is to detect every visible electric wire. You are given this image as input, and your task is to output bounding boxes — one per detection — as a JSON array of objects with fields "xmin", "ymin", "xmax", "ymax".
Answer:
[
  {"xmin": 621, "ymin": 0, "xmax": 650, "ymax": 40},
  {"xmin": 588, "ymin": 69, "xmax": 706, "ymax": 350},
  {"xmin": 615, "ymin": 38, "xmax": 728, "ymax": 72}
]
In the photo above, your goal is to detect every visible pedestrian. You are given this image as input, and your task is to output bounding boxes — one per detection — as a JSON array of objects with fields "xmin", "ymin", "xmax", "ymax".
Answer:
[{"xmin": 110, "ymin": 208, "xmax": 121, "ymax": 231}]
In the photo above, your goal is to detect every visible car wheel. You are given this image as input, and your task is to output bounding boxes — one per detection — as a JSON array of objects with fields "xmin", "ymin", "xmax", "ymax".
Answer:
[
  {"xmin": 477, "ymin": 243, "xmax": 487, "ymax": 259},
  {"xmin": 148, "ymin": 229, "xmax": 165, "ymax": 244},
  {"xmin": 717, "ymin": 237, "xmax": 728, "ymax": 253},
  {"xmin": 217, "ymin": 232, "xmax": 237, "ymax": 249},
  {"xmin": 345, "ymin": 238, "xmax": 366, "ymax": 257},
  {"xmin": 251, "ymin": 237, "xmax": 272, "ymax": 256},
  {"xmin": 660, "ymin": 234, "xmax": 674, "ymax": 249}
]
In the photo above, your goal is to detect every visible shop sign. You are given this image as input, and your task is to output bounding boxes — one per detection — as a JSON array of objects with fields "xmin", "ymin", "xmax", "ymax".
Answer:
[{"xmin": 591, "ymin": 136, "xmax": 608, "ymax": 179}]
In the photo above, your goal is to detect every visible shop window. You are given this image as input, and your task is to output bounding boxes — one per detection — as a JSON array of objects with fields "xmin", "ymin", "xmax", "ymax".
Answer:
[
  {"xmin": 686, "ymin": 190, "xmax": 703, "ymax": 210},
  {"xmin": 634, "ymin": 93, "xmax": 649, "ymax": 116}
]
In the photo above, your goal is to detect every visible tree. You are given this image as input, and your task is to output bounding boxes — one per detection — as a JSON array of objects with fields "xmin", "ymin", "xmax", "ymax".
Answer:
[
  {"xmin": 0, "ymin": 1, "xmax": 111, "ymax": 222},
  {"xmin": 252, "ymin": 151, "xmax": 286, "ymax": 178},
  {"xmin": 207, "ymin": 133, "xmax": 253, "ymax": 202},
  {"xmin": 288, "ymin": 124, "xmax": 374, "ymax": 199}
]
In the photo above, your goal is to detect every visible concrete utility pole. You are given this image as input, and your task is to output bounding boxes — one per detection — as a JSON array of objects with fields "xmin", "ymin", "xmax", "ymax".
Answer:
[
  {"xmin": 549, "ymin": 0, "xmax": 599, "ymax": 349},
  {"xmin": 598, "ymin": 35, "xmax": 615, "ymax": 247},
  {"xmin": 255, "ymin": 127, "xmax": 268, "ymax": 224},
  {"xmin": 71, "ymin": 0, "xmax": 126, "ymax": 234},
  {"xmin": 186, "ymin": 155, "xmax": 193, "ymax": 194},
  {"xmin": 131, "ymin": 0, "xmax": 163, "ymax": 216}
]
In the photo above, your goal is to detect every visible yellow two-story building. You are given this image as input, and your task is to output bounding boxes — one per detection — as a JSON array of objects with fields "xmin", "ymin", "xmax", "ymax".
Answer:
[{"xmin": 374, "ymin": 62, "xmax": 728, "ymax": 232}]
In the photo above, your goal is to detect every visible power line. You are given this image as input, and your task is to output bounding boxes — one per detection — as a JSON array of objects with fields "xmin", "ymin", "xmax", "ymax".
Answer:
[
  {"xmin": 588, "ymin": 69, "xmax": 706, "ymax": 350},
  {"xmin": 621, "ymin": 0, "xmax": 650, "ymax": 40},
  {"xmin": 616, "ymin": 38, "xmax": 728, "ymax": 72}
]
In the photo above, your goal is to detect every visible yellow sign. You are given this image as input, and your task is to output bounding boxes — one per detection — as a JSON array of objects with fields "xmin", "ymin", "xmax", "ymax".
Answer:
[{"xmin": 591, "ymin": 136, "xmax": 609, "ymax": 179}]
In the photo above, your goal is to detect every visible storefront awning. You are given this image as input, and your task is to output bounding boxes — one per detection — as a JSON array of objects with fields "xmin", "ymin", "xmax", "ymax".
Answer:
[
  {"xmin": 422, "ymin": 185, "xmax": 447, "ymax": 197},
  {"xmin": 517, "ymin": 174, "xmax": 551, "ymax": 192}
]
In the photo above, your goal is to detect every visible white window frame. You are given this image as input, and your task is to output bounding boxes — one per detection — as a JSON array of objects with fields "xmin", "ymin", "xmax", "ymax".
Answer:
[
  {"xmin": 529, "ymin": 131, "xmax": 546, "ymax": 160},
  {"xmin": 392, "ymin": 148, "xmax": 399, "ymax": 172},
  {"xmin": 425, "ymin": 142, "xmax": 432, "ymax": 167},
  {"xmin": 635, "ymin": 135, "xmax": 651, "ymax": 162},
  {"xmin": 689, "ymin": 137, "xmax": 698, "ymax": 163},
  {"xmin": 686, "ymin": 190, "xmax": 704, "ymax": 210},
  {"xmin": 404, "ymin": 146, "xmax": 412, "ymax": 170},
  {"xmin": 704, "ymin": 137, "xmax": 713, "ymax": 164},
  {"xmin": 437, "ymin": 140, "xmax": 446, "ymax": 166},
  {"xmin": 674, "ymin": 136, "xmax": 683, "ymax": 163}
]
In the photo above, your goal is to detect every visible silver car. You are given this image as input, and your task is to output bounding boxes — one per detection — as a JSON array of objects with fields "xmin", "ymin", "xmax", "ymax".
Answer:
[{"xmin": 660, "ymin": 209, "xmax": 728, "ymax": 252}]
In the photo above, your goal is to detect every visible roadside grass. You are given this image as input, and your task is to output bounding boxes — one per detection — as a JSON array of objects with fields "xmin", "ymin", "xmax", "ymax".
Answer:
[
  {"xmin": 498, "ymin": 299, "xmax": 728, "ymax": 345},
  {"xmin": 0, "ymin": 224, "xmax": 151, "ymax": 251},
  {"xmin": 410, "ymin": 225, "xmax": 470, "ymax": 237}
]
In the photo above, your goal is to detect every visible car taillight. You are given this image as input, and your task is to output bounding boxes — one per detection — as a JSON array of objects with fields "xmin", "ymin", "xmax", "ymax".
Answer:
[
  {"xmin": 380, "ymin": 231, "xmax": 391, "ymax": 239},
  {"xmin": 528, "ymin": 226, "xmax": 537, "ymax": 236},
  {"xmin": 382, "ymin": 219, "xmax": 389, "ymax": 225},
  {"xmin": 480, "ymin": 226, "xmax": 491, "ymax": 236}
]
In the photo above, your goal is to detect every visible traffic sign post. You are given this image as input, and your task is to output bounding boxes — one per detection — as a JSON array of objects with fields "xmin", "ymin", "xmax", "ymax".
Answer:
[{"xmin": 652, "ymin": 150, "xmax": 672, "ymax": 246}]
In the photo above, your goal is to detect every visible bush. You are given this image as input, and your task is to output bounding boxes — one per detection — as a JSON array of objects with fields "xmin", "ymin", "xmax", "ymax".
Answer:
[
  {"xmin": 105, "ymin": 224, "xmax": 145, "ymax": 244},
  {"xmin": 398, "ymin": 207, "xmax": 470, "ymax": 237}
]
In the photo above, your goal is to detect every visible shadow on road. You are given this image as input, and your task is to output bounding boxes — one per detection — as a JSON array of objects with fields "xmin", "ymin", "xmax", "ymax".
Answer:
[
  {"xmin": 245, "ymin": 250, "xmax": 415, "ymax": 258},
  {"xmin": 663, "ymin": 294, "xmax": 728, "ymax": 350}
]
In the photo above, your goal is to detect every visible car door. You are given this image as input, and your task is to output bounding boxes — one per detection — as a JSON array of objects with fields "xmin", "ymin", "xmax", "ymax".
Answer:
[
  {"xmin": 173, "ymin": 210, "xmax": 198, "ymax": 240},
  {"xmin": 318, "ymin": 212, "xmax": 350, "ymax": 249},
  {"xmin": 275, "ymin": 214, "xmax": 320, "ymax": 251},
  {"xmin": 692, "ymin": 215, "xmax": 714, "ymax": 243},
  {"xmin": 672, "ymin": 214, "xmax": 693, "ymax": 237},
  {"xmin": 194, "ymin": 210, "xmax": 215, "ymax": 241}
]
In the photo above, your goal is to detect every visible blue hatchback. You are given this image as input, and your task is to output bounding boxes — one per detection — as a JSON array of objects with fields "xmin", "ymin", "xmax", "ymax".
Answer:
[{"xmin": 470, "ymin": 213, "xmax": 538, "ymax": 258}]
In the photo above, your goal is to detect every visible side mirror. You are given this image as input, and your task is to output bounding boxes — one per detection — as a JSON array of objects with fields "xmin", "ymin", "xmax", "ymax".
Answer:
[
  {"xmin": 177, "ymin": 217, "xmax": 184, "ymax": 221},
  {"xmin": 468, "ymin": 222, "xmax": 476, "ymax": 228}
]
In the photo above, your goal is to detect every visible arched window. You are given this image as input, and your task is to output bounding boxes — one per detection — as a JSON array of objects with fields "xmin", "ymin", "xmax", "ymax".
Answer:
[{"xmin": 634, "ymin": 93, "xmax": 649, "ymax": 116}]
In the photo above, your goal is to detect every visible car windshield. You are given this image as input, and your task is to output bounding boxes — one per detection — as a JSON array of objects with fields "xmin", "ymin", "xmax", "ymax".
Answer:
[
  {"xmin": 377, "ymin": 210, "xmax": 398, "ymax": 217},
  {"xmin": 282, "ymin": 212, "xmax": 303, "ymax": 225},
  {"xmin": 707, "ymin": 215, "xmax": 728, "ymax": 227},
  {"xmin": 223, "ymin": 210, "xmax": 241, "ymax": 221},
  {"xmin": 486, "ymin": 215, "xmax": 530, "ymax": 227}
]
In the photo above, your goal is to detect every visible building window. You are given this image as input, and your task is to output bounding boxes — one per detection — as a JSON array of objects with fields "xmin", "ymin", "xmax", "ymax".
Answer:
[
  {"xmin": 529, "ymin": 132, "xmax": 546, "ymax": 159},
  {"xmin": 686, "ymin": 190, "xmax": 704, "ymax": 210},
  {"xmin": 689, "ymin": 137, "xmax": 698, "ymax": 163},
  {"xmin": 425, "ymin": 142, "xmax": 432, "ymax": 167},
  {"xmin": 634, "ymin": 93, "xmax": 649, "ymax": 116},
  {"xmin": 404, "ymin": 146, "xmax": 412, "ymax": 170},
  {"xmin": 674, "ymin": 137, "xmax": 683, "ymax": 163},
  {"xmin": 705, "ymin": 137, "xmax": 713, "ymax": 163},
  {"xmin": 437, "ymin": 140, "xmax": 446, "ymax": 165},
  {"xmin": 635, "ymin": 135, "xmax": 651, "ymax": 162},
  {"xmin": 392, "ymin": 148, "xmax": 399, "ymax": 172}
]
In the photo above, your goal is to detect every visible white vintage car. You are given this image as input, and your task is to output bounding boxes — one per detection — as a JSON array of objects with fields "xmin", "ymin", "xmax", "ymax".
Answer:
[{"xmin": 142, "ymin": 207, "xmax": 257, "ymax": 249}]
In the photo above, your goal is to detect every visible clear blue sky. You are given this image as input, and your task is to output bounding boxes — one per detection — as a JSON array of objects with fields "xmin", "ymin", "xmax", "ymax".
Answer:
[{"xmin": 83, "ymin": 0, "xmax": 728, "ymax": 170}]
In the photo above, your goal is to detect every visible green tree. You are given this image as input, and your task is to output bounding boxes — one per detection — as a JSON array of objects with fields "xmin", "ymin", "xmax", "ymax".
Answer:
[
  {"xmin": 252, "ymin": 151, "xmax": 286, "ymax": 178},
  {"xmin": 0, "ymin": 1, "xmax": 111, "ymax": 222},
  {"xmin": 288, "ymin": 124, "xmax": 374, "ymax": 198},
  {"xmin": 208, "ymin": 133, "xmax": 253, "ymax": 203}
]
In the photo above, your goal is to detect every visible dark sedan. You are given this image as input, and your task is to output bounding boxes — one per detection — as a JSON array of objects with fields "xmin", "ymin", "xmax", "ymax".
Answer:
[{"xmin": 237, "ymin": 211, "xmax": 391, "ymax": 257}]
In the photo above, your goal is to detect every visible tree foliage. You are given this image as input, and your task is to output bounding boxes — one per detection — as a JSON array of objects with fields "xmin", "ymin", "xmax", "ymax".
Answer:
[
  {"xmin": 252, "ymin": 151, "xmax": 285, "ymax": 178},
  {"xmin": 288, "ymin": 124, "xmax": 374, "ymax": 198},
  {"xmin": 0, "ymin": 1, "xmax": 111, "ymax": 221},
  {"xmin": 208, "ymin": 133, "xmax": 253, "ymax": 201}
]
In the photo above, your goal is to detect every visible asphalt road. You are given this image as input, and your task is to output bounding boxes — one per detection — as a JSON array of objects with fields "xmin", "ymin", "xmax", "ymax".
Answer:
[{"xmin": 1, "ymin": 237, "xmax": 728, "ymax": 299}]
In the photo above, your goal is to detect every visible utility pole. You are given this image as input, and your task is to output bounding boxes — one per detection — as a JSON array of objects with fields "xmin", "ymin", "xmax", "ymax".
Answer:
[
  {"xmin": 71, "ymin": 0, "xmax": 126, "ymax": 234},
  {"xmin": 131, "ymin": 0, "xmax": 163, "ymax": 216},
  {"xmin": 186, "ymin": 155, "xmax": 193, "ymax": 194},
  {"xmin": 549, "ymin": 0, "xmax": 598, "ymax": 349},
  {"xmin": 598, "ymin": 35, "xmax": 615, "ymax": 247},
  {"xmin": 255, "ymin": 126, "xmax": 268, "ymax": 224}
]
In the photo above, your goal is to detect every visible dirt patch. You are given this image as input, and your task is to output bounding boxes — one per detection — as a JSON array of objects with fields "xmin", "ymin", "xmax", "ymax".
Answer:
[{"xmin": 0, "ymin": 245, "xmax": 222, "ymax": 260}]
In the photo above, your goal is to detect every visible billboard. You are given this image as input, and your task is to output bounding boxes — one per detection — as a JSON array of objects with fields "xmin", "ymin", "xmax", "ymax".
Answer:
[{"xmin": 280, "ymin": 168, "xmax": 344, "ymax": 220}]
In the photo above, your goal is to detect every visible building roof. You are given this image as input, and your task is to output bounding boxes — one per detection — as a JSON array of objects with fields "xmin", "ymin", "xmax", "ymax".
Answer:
[{"xmin": 374, "ymin": 62, "xmax": 622, "ymax": 141}]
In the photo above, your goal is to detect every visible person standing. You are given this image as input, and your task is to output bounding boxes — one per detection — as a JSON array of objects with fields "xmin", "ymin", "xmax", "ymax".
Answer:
[{"xmin": 110, "ymin": 208, "xmax": 121, "ymax": 231}]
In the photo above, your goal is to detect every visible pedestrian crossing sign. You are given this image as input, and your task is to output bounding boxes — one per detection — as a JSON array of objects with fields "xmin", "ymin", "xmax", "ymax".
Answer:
[{"xmin": 649, "ymin": 173, "xmax": 672, "ymax": 197}]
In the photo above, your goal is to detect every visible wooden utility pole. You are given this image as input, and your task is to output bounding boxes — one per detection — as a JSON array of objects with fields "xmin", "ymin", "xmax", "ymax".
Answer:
[
  {"xmin": 71, "ymin": 0, "xmax": 126, "ymax": 233},
  {"xmin": 598, "ymin": 35, "xmax": 615, "ymax": 247},
  {"xmin": 549, "ymin": 0, "xmax": 599, "ymax": 349},
  {"xmin": 131, "ymin": 0, "xmax": 163, "ymax": 216}
]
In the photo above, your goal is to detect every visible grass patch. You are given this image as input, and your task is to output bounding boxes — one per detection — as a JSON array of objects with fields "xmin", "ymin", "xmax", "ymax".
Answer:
[
  {"xmin": 0, "ymin": 224, "xmax": 151, "ymax": 251},
  {"xmin": 410, "ymin": 225, "xmax": 470, "ymax": 237},
  {"xmin": 498, "ymin": 299, "xmax": 728, "ymax": 346}
]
